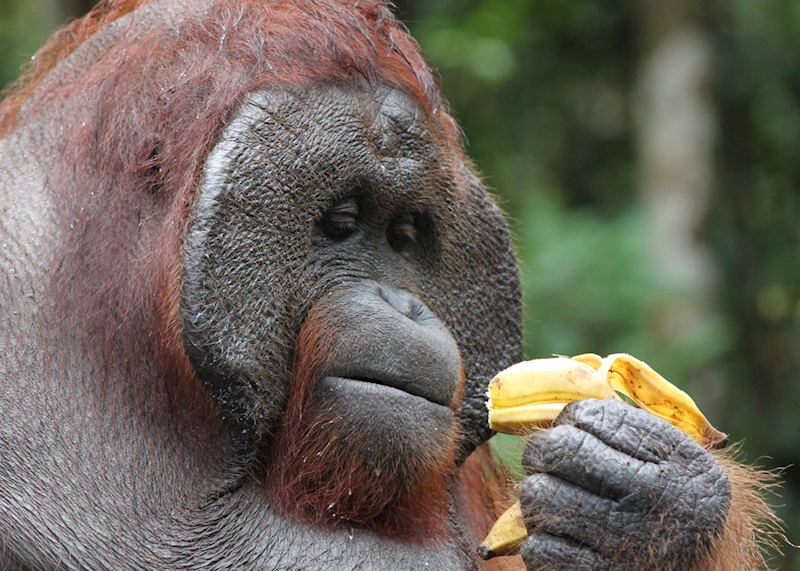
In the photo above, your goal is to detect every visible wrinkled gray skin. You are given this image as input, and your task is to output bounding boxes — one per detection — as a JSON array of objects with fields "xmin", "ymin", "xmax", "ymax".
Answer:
[
  {"xmin": 180, "ymin": 86, "xmax": 488, "ymax": 463},
  {"xmin": 520, "ymin": 399, "xmax": 730, "ymax": 571},
  {"xmin": 0, "ymin": 3, "xmax": 729, "ymax": 570}
]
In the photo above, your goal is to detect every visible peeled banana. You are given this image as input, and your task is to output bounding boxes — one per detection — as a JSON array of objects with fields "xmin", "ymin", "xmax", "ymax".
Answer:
[
  {"xmin": 479, "ymin": 353, "xmax": 727, "ymax": 560},
  {"xmin": 487, "ymin": 357, "xmax": 615, "ymax": 435}
]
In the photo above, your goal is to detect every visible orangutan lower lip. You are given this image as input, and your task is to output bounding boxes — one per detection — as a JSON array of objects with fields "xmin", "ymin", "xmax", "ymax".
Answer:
[{"xmin": 319, "ymin": 376, "xmax": 451, "ymax": 408}]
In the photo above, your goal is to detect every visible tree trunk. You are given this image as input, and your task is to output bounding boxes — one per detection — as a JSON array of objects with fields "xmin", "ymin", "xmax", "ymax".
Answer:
[{"xmin": 633, "ymin": 0, "xmax": 722, "ymax": 410}]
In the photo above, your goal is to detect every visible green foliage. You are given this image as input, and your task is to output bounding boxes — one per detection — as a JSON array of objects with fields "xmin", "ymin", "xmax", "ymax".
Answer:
[
  {"xmin": 517, "ymin": 191, "xmax": 734, "ymax": 376},
  {"xmin": 0, "ymin": 0, "xmax": 59, "ymax": 90}
]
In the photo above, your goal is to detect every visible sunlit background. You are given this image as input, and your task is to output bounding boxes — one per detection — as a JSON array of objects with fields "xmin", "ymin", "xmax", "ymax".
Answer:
[{"xmin": 2, "ymin": 1, "xmax": 798, "ymax": 567}]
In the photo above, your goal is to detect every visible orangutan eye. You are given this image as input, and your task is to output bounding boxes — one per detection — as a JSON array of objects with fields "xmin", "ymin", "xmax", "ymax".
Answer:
[
  {"xmin": 321, "ymin": 198, "xmax": 360, "ymax": 239},
  {"xmin": 387, "ymin": 213, "xmax": 418, "ymax": 254}
]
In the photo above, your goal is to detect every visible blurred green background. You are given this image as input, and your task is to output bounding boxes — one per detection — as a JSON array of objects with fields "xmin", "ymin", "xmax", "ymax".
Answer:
[{"xmin": 2, "ymin": 0, "xmax": 798, "ymax": 567}]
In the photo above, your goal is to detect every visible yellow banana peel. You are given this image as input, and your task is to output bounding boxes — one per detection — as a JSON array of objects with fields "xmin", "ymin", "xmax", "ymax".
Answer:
[
  {"xmin": 600, "ymin": 353, "xmax": 727, "ymax": 447},
  {"xmin": 477, "ymin": 501, "xmax": 526, "ymax": 560},
  {"xmin": 479, "ymin": 353, "xmax": 727, "ymax": 560}
]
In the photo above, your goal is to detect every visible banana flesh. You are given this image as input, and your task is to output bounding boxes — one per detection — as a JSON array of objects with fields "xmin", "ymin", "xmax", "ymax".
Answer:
[
  {"xmin": 486, "ymin": 402, "xmax": 567, "ymax": 436},
  {"xmin": 487, "ymin": 357, "xmax": 616, "ymax": 435},
  {"xmin": 479, "ymin": 353, "xmax": 727, "ymax": 560}
]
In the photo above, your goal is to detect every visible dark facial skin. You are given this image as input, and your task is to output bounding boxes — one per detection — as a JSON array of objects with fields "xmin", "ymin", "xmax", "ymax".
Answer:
[
  {"xmin": 181, "ymin": 84, "xmax": 522, "ymax": 534},
  {"xmin": 183, "ymin": 85, "xmax": 463, "ymax": 452},
  {"xmin": 181, "ymin": 80, "xmax": 516, "ymax": 446}
]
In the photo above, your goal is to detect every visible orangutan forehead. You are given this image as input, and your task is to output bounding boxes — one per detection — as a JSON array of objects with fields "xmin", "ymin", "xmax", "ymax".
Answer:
[
  {"xmin": 237, "ymin": 83, "xmax": 435, "ymax": 152},
  {"xmin": 200, "ymin": 83, "xmax": 449, "ymax": 204}
]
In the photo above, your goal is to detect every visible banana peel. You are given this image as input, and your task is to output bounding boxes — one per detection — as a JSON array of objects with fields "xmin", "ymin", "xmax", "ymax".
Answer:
[
  {"xmin": 477, "ymin": 502, "xmax": 525, "ymax": 560},
  {"xmin": 479, "ymin": 353, "xmax": 727, "ymax": 560}
]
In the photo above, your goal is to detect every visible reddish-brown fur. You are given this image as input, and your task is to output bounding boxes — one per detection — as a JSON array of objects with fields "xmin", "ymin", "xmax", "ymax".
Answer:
[
  {"xmin": 0, "ymin": 0, "xmax": 461, "ymax": 433},
  {"xmin": 268, "ymin": 303, "xmax": 459, "ymax": 541},
  {"xmin": 0, "ymin": 0, "xmax": 459, "ymax": 402},
  {"xmin": 691, "ymin": 446, "xmax": 786, "ymax": 570},
  {"xmin": 0, "ymin": 0, "xmax": 500, "ymax": 552},
  {"xmin": 458, "ymin": 447, "xmax": 526, "ymax": 571}
]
